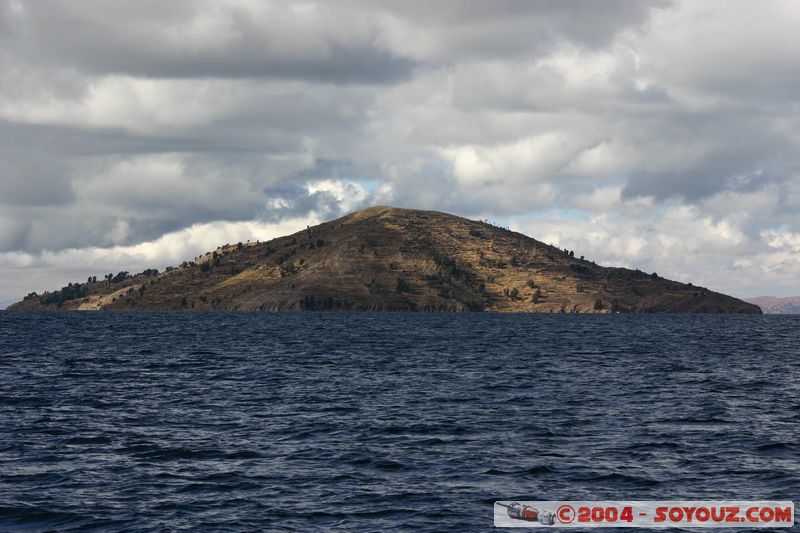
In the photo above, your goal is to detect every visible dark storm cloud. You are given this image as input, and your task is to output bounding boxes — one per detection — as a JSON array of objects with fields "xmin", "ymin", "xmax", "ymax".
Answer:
[
  {"xmin": 5, "ymin": 0, "xmax": 415, "ymax": 84},
  {"xmin": 0, "ymin": 120, "xmax": 85, "ymax": 207},
  {"xmin": 366, "ymin": 0, "xmax": 672, "ymax": 55},
  {"xmin": 2, "ymin": 0, "xmax": 669, "ymax": 83},
  {"xmin": 260, "ymin": 184, "xmax": 348, "ymax": 221},
  {"xmin": 1, "ymin": 0, "xmax": 799, "ymax": 301},
  {"xmin": 620, "ymin": 110, "xmax": 796, "ymax": 202}
]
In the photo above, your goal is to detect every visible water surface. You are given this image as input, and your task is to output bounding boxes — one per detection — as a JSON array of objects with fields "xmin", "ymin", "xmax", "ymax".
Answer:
[{"xmin": 1, "ymin": 312, "xmax": 798, "ymax": 531}]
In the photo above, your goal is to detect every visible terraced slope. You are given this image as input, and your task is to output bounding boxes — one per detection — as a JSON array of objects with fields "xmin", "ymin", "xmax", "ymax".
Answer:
[{"xmin": 10, "ymin": 206, "xmax": 761, "ymax": 313}]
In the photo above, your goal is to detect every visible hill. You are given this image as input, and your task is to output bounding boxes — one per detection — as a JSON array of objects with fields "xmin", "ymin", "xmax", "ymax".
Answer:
[
  {"xmin": 9, "ymin": 206, "xmax": 760, "ymax": 313},
  {"xmin": 745, "ymin": 296, "xmax": 800, "ymax": 314}
]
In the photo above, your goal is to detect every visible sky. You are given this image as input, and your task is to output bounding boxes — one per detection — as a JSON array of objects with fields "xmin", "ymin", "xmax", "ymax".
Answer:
[{"xmin": 1, "ymin": 0, "xmax": 799, "ymax": 307}]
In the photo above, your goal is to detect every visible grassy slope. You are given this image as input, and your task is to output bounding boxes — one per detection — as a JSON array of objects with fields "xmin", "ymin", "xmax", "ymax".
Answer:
[{"xmin": 10, "ymin": 206, "xmax": 761, "ymax": 314}]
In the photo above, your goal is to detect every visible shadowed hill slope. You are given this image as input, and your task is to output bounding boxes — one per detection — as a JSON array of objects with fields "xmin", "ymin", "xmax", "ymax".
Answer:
[{"xmin": 10, "ymin": 206, "xmax": 761, "ymax": 313}]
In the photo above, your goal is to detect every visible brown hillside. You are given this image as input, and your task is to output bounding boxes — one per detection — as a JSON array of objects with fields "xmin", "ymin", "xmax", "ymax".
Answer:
[{"xmin": 10, "ymin": 206, "xmax": 761, "ymax": 313}]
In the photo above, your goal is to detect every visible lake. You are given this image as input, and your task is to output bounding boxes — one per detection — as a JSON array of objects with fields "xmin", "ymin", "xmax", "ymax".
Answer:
[{"xmin": 1, "ymin": 312, "xmax": 798, "ymax": 531}]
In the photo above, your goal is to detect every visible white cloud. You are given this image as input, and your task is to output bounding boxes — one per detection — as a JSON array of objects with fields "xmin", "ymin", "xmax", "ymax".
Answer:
[
  {"xmin": 2, "ymin": 0, "xmax": 800, "ymax": 304},
  {"xmin": 306, "ymin": 179, "xmax": 369, "ymax": 212},
  {"xmin": 570, "ymin": 185, "xmax": 624, "ymax": 211},
  {"xmin": 564, "ymin": 142, "xmax": 635, "ymax": 179},
  {"xmin": 0, "ymin": 216, "xmax": 317, "ymax": 271},
  {"xmin": 762, "ymin": 229, "xmax": 800, "ymax": 253},
  {"xmin": 512, "ymin": 196, "xmax": 797, "ymax": 298},
  {"xmin": 0, "ymin": 214, "xmax": 317, "ymax": 306},
  {"xmin": 441, "ymin": 134, "xmax": 575, "ymax": 185}
]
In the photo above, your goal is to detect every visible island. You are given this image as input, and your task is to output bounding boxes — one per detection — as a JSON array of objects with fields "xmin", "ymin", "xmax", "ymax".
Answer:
[{"xmin": 9, "ymin": 206, "xmax": 761, "ymax": 313}]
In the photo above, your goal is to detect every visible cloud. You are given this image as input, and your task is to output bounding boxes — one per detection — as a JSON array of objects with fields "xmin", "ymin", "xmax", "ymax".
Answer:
[
  {"xmin": 3, "ymin": 1, "xmax": 414, "ymax": 84},
  {"xmin": 0, "ymin": 212, "xmax": 319, "ymax": 308},
  {"xmin": 1, "ymin": 0, "xmax": 800, "ymax": 304},
  {"xmin": 510, "ymin": 197, "xmax": 800, "ymax": 299}
]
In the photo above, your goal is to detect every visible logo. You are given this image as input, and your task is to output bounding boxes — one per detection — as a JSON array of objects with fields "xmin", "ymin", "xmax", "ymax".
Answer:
[
  {"xmin": 493, "ymin": 501, "xmax": 794, "ymax": 528},
  {"xmin": 556, "ymin": 505, "xmax": 575, "ymax": 524}
]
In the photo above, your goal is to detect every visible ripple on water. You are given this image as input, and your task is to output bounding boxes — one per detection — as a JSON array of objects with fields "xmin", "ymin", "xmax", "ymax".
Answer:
[{"xmin": 0, "ymin": 312, "xmax": 798, "ymax": 531}]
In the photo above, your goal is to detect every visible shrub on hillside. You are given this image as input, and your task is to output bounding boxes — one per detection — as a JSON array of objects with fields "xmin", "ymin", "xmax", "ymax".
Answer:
[{"xmin": 396, "ymin": 278, "xmax": 410, "ymax": 294}]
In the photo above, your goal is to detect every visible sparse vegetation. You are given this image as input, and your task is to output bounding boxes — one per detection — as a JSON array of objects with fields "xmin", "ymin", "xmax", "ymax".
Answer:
[
  {"xmin": 280, "ymin": 262, "xmax": 298, "ymax": 277},
  {"xmin": 277, "ymin": 250, "xmax": 295, "ymax": 264},
  {"xmin": 396, "ymin": 278, "xmax": 410, "ymax": 294},
  {"xmin": 531, "ymin": 288, "xmax": 541, "ymax": 304},
  {"xmin": 111, "ymin": 271, "xmax": 130, "ymax": 283},
  {"xmin": 40, "ymin": 282, "xmax": 89, "ymax": 306},
  {"xmin": 569, "ymin": 263, "xmax": 592, "ymax": 276},
  {"xmin": 432, "ymin": 252, "xmax": 463, "ymax": 279},
  {"xmin": 9, "ymin": 206, "xmax": 759, "ymax": 314}
]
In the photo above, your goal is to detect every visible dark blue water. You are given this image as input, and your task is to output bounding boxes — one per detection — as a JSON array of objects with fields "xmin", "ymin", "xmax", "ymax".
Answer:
[{"xmin": 0, "ymin": 312, "xmax": 798, "ymax": 531}]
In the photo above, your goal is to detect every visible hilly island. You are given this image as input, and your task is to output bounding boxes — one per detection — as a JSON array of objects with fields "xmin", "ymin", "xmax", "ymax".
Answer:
[{"xmin": 9, "ymin": 206, "xmax": 760, "ymax": 314}]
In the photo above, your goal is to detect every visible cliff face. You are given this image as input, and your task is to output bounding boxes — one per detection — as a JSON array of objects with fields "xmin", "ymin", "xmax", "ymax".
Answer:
[{"xmin": 10, "ymin": 206, "xmax": 761, "ymax": 313}]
